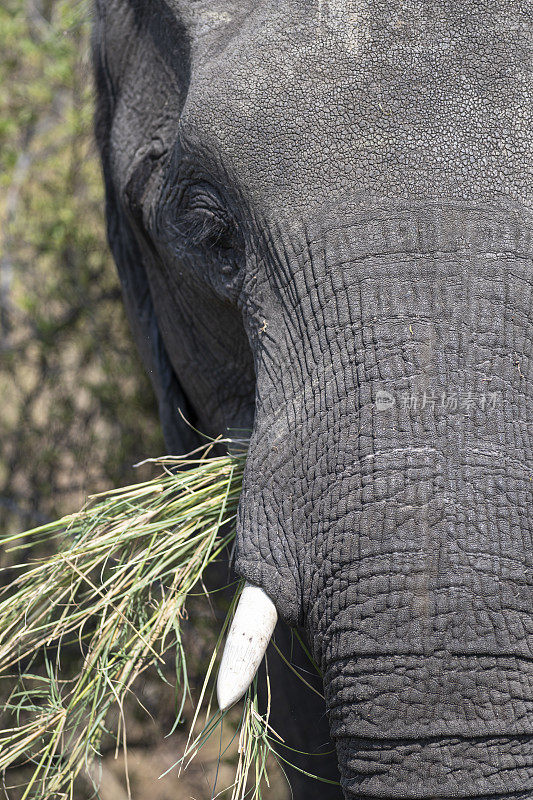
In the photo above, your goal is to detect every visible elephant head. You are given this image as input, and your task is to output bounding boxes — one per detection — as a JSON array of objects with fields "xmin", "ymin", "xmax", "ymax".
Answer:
[{"xmin": 93, "ymin": 1, "xmax": 533, "ymax": 797}]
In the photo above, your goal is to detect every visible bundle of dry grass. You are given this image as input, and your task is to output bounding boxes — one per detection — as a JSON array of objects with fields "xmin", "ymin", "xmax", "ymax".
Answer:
[{"xmin": 0, "ymin": 441, "xmax": 334, "ymax": 799}]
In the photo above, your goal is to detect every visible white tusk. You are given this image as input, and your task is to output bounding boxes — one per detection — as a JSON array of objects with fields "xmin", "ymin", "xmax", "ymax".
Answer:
[{"xmin": 217, "ymin": 582, "xmax": 278, "ymax": 712}]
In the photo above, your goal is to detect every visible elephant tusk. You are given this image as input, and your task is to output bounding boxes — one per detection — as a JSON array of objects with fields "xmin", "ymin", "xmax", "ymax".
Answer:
[{"xmin": 217, "ymin": 582, "xmax": 278, "ymax": 712}]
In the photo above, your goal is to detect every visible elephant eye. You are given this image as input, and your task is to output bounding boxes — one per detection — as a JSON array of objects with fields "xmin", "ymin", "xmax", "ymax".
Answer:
[
  {"xmin": 157, "ymin": 178, "xmax": 245, "ymax": 292},
  {"xmin": 186, "ymin": 209, "xmax": 234, "ymax": 253},
  {"xmin": 173, "ymin": 204, "xmax": 244, "ymax": 274}
]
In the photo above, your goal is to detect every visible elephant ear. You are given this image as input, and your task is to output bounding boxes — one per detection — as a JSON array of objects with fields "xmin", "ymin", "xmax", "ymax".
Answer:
[
  {"xmin": 92, "ymin": 1, "xmax": 201, "ymax": 456},
  {"xmin": 106, "ymin": 195, "xmax": 201, "ymax": 456}
]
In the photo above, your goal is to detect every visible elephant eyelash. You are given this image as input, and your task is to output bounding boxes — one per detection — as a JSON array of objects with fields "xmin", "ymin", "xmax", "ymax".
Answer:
[
  {"xmin": 171, "ymin": 207, "xmax": 237, "ymax": 254},
  {"xmin": 187, "ymin": 211, "xmax": 230, "ymax": 247}
]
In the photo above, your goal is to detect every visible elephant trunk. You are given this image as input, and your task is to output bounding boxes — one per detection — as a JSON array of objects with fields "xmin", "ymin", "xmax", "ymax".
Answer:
[
  {"xmin": 309, "ymin": 365, "xmax": 532, "ymax": 799},
  {"xmin": 235, "ymin": 204, "xmax": 533, "ymax": 798}
]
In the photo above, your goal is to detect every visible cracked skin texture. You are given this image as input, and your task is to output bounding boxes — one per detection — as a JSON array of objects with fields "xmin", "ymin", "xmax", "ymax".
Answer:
[{"xmin": 92, "ymin": 1, "xmax": 532, "ymax": 797}]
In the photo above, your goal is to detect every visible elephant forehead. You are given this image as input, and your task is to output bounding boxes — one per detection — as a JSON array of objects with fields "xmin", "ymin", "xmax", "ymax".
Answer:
[{"xmin": 181, "ymin": 0, "xmax": 531, "ymax": 215}]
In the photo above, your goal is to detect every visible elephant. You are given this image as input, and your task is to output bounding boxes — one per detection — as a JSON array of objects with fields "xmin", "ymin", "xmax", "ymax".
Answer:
[{"xmin": 92, "ymin": 1, "xmax": 532, "ymax": 798}]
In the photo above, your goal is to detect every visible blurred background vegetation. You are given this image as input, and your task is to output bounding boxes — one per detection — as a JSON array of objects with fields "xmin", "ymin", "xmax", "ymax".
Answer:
[
  {"xmin": 0, "ymin": 0, "xmax": 164, "ymax": 534},
  {"xmin": 0, "ymin": 3, "xmax": 290, "ymax": 798}
]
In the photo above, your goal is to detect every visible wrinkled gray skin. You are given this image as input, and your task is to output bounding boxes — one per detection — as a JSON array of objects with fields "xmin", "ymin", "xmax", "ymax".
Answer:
[{"xmin": 92, "ymin": 1, "xmax": 532, "ymax": 797}]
